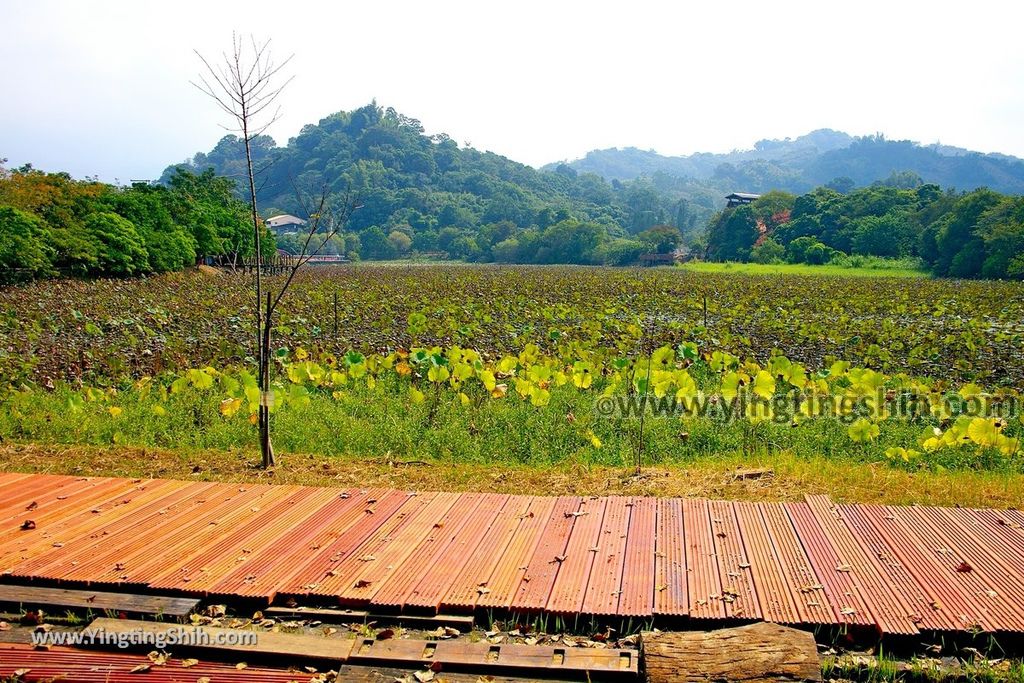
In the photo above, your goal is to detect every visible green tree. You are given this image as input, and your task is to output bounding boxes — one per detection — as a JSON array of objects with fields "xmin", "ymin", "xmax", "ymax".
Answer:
[
  {"xmin": 83, "ymin": 212, "xmax": 149, "ymax": 275},
  {"xmin": 492, "ymin": 237, "xmax": 520, "ymax": 263},
  {"xmin": 0, "ymin": 206, "xmax": 54, "ymax": 282},
  {"xmin": 360, "ymin": 226, "xmax": 394, "ymax": 259},
  {"xmin": 637, "ymin": 225, "xmax": 682, "ymax": 254},
  {"xmin": 933, "ymin": 189, "xmax": 1002, "ymax": 276},
  {"xmin": 387, "ymin": 229, "xmax": 412, "ymax": 255},
  {"xmin": 750, "ymin": 237, "xmax": 784, "ymax": 264},
  {"xmin": 706, "ymin": 206, "xmax": 759, "ymax": 261}
]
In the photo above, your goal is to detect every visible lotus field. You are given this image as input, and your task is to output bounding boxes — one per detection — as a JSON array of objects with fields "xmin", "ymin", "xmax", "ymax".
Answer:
[{"xmin": 1, "ymin": 265, "xmax": 1023, "ymax": 475}]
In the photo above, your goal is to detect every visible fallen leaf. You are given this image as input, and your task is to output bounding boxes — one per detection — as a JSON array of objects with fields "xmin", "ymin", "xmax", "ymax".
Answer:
[
  {"xmin": 129, "ymin": 664, "xmax": 152, "ymax": 673},
  {"xmin": 956, "ymin": 561, "xmax": 973, "ymax": 573},
  {"xmin": 147, "ymin": 651, "xmax": 169, "ymax": 666},
  {"xmin": 835, "ymin": 564, "xmax": 853, "ymax": 572},
  {"xmin": 26, "ymin": 501, "xmax": 37, "ymax": 511},
  {"xmin": 235, "ymin": 662, "xmax": 248, "ymax": 670},
  {"xmin": 181, "ymin": 659, "xmax": 199, "ymax": 668},
  {"xmin": 20, "ymin": 520, "xmax": 36, "ymax": 531},
  {"xmin": 376, "ymin": 628, "xmax": 395, "ymax": 641}
]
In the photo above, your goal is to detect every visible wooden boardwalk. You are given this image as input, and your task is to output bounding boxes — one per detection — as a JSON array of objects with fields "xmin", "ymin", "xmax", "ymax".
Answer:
[{"xmin": 2, "ymin": 472, "xmax": 1024, "ymax": 635}]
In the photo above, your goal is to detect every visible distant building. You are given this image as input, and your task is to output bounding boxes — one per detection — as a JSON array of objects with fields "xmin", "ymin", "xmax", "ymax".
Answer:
[
  {"xmin": 725, "ymin": 192, "xmax": 761, "ymax": 208},
  {"xmin": 265, "ymin": 214, "xmax": 307, "ymax": 235}
]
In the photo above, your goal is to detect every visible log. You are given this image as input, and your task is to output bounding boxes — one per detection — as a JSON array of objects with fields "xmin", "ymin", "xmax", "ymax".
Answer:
[{"xmin": 642, "ymin": 623, "xmax": 821, "ymax": 683}]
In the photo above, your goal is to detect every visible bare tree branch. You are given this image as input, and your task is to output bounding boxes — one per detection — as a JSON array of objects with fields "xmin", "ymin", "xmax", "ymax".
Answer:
[{"xmin": 193, "ymin": 32, "xmax": 294, "ymax": 469}]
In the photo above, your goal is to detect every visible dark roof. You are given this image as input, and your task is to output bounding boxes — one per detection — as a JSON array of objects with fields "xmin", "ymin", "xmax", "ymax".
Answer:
[{"xmin": 725, "ymin": 192, "xmax": 761, "ymax": 200}]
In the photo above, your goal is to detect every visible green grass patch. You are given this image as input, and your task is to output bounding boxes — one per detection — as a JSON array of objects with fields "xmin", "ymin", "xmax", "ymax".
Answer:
[
  {"xmin": 680, "ymin": 259, "xmax": 927, "ymax": 278},
  {"xmin": 2, "ymin": 379, "xmax": 1020, "ymax": 508}
]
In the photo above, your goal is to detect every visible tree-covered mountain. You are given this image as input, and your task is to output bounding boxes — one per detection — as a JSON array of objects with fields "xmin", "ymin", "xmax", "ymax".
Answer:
[
  {"xmin": 159, "ymin": 103, "xmax": 711, "ymax": 264},
  {"xmin": 156, "ymin": 104, "xmax": 1024, "ymax": 269},
  {"xmin": 553, "ymin": 131, "xmax": 1024, "ymax": 195}
]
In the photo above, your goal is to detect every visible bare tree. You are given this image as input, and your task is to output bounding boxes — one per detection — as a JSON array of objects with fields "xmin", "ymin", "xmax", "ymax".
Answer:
[
  {"xmin": 192, "ymin": 34, "xmax": 297, "ymax": 468},
  {"xmin": 254, "ymin": 181, "xmax": 360, "ymax": 465}
]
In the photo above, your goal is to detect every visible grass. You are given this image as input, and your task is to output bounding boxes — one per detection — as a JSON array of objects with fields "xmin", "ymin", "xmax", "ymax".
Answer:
[
  {"xmin": 4, "ymin": 441, "xmax": 1024, "ymax": 508},
  {"xmin": 2, "ymin": 378, "xmax": 1021, "ymax": 508},
  {"xmin": 823, "ymin": 652, "xmax": 1024, "ymax": 682},
  {"xmin": 680, "ymin": 260, "xmax": 927, "ymax": 278}
]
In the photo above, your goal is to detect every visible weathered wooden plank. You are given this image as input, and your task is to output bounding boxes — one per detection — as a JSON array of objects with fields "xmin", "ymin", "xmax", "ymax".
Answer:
[
  {"xmin": 84, "ymin": 618, "xmax": 353, "ymax": 663},
  {"xmin": 349, "ymin": 636, "xmax": 638, "ymax": 678},
  {"xmin": 0, "ymin": 584, "xmax": 198, "ymax": 618}
]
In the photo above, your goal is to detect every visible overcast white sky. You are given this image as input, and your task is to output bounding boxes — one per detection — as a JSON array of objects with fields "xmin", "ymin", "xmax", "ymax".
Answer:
[{"xmin": 2, "ymin": 0, "xmax": 1022, "ymax": 182}]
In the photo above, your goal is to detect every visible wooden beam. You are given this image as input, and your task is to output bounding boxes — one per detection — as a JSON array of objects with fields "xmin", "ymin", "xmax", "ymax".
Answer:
[
  {"xmin": 642, "ymin": 623, "xmax": 821, "ymax": 683},
  {"xmin": 349, "ymin": 637, "xmax": 638, "ymax": 679},
  {"xmin": 0, "ymin": 584, "xmax": 198, "ymax": 619},
  {"xmin": 83, "ymin": 618, "xmax": 352, "ymax": 665}
]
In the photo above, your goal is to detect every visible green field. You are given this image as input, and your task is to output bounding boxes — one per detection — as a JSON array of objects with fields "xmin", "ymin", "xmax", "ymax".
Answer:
[
  {"xmin": 1, "ymin": 264, "xmax": 1022, "ymax": 506},
  {"xmin": 679, "ymin": 259, "xmax": 927, "ymax": 278}
]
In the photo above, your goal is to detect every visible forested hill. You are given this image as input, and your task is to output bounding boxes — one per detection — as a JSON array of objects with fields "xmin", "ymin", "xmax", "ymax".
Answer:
[
  {"xmin": 553, "ymin": 131, "xmax": 1024, "ymax": 195},
  {"xmin": 159, "ymin": 102, "xmax": 712, "ymax": 262}
]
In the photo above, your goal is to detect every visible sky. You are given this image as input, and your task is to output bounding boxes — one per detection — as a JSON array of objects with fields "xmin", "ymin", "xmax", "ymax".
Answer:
[{"xmin": 2, "ymin": 0, "xmax": 1023, "ymax": 182}]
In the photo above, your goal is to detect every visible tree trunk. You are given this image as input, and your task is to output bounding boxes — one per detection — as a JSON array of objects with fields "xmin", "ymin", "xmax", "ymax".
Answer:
[
  {"xmin": 260, "ymin": 291, "xmax": 276, "ymax": 469},
  {"xmin": 641, "ymin": 623, "xmax": 821, "ymax": 683}
]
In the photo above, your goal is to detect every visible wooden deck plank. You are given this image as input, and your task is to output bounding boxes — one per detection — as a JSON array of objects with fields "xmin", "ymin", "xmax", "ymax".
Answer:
[
  {"xmin": 652, "ymin": 498, "xmax": 687, "ymax": 617},
  {"xmin": 82, "ymin": 484, "xmax": 281, "ymax": 585},
  {"xmin": 805, "ymin": 495, "xmax": 919, "ymax": 635},
  {"xmin": 0, "ymin": 584, "xmax": 199, "ymax": 618},
  {"xmin": 855, "ymin": 504, "xmax": 993, "ymax": 632},
  {"xmin": 683, "ymin": 498, "xmax": 726, "ymax": 620},
  {"xmin": 708, "ymin": 500, "xmax": 761, "ymax": 621},
  {"xmin": 333, "ymin": 492, "xmax": 484, "ymax": 610},
  {"xmin": 544, "ymin": 497, "xmax": 607, "ymax": 615},
  {"xmin": 839, "ymin": 504, "xmax": 960, "ymax": 632},
  {"xmin": 141, "ymin": 485, "xmax": 306, "ymax": 590},
  {"xmin": 43, "ymin": 482, "xmax": 230, "ymax": 584},
  {"xmin": 405, "ymin": 493, "xmax": 510, "ymax": 612},
  {"xmin": 441, "ymin": 495, "xmax": 532, "ymax": 612},
  {"xmin": 617, "ymin": 496, "xmax": 657, "ymax": 617},
  {"xmin": 581, "ymin": 496, "xmax": 632, "ymax": 616},
  {"xmin": 477, "ymin": 496, "xmax": 556, "ymax": 609},
  {"xmin": 913, "ymin": 506, "xmax": 1024, "ymax": 630},
  {"xmin": 0, "ymin": 478, "xmax": 165, "ymax": 573},
  {"xmin": 758, "ymin": 502, "xmax": 838, "ymax": 626},
  {"xmin": 508, "ymin": 496, "xmax": 582, "ymax": 613},
  {"xmin": 8, "ymin": 480, "xmax": 198, "ymax": 580},
  {"xmin": 0, "ymin": 474, "xmax": 85, "ymax": 520},
  {"xmin": 784, "ymin": 502, "xmax": 874, "ymax": 628},
  {"xmin": 888, "ymin": 505, "xmax": 1024, "ymax": 631},
  {"xmin": 960, "ymin": 508, "xmax": 1024, "ymax": 572},
  {"xmin": 733, "ymin": 502, "xmax": 801, "ymax": 624},
  {"xmin": 277, "ymin": 489, "xmax": 413, "ymax": 596},
  {"xmin": 3, "ymin": 472, "xmax": 1024, "ymax": 635},
  {"xmin": 152, "ymin": 487, "xmax": 341, "ymax": 594},
  {"xmin": 328, "ymin": 492, "xmax": 461, "ymax": 605},
  {"xmin": 206, "ymin": 487, "xmax": 365, "ymax": 599}
]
